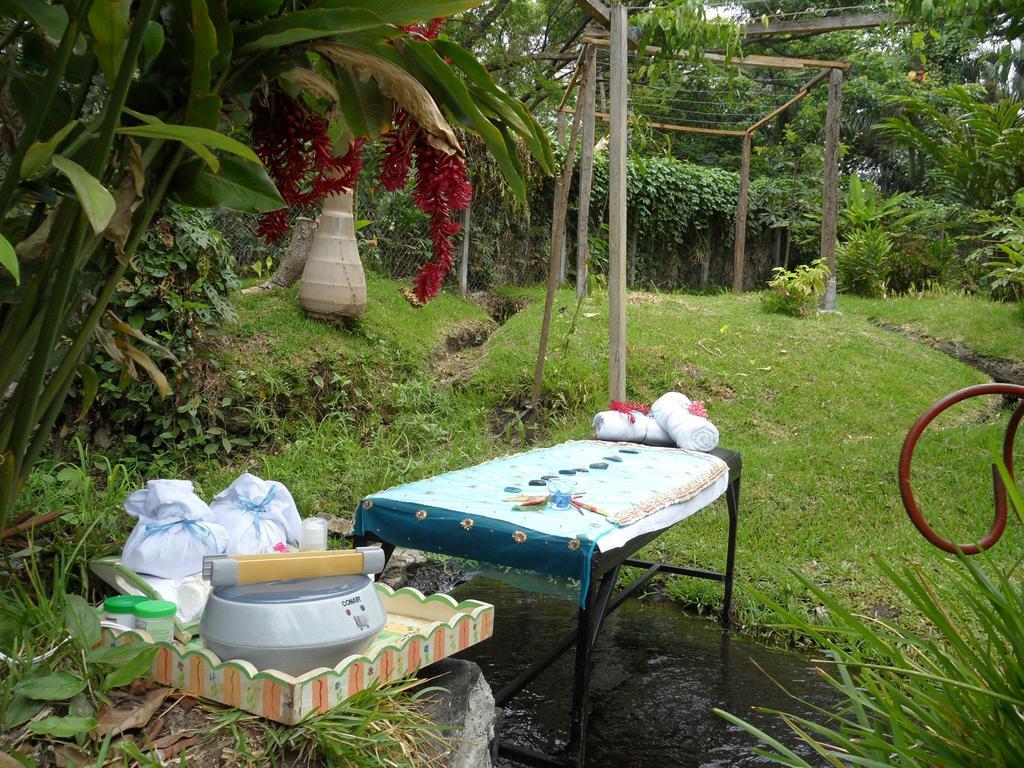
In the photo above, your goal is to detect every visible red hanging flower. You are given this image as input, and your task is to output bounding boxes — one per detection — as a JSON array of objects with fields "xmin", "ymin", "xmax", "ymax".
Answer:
[
  {"xmin": 378, "ymin": 107, "xmax": 472, "ymax": 305},
  {"xmin": 251, "ymin": 85, "xmax": 363, "ymax": 243},
  {"xmin": 398, "ymin": 17, "xmax": 444, "ymax": 39}
]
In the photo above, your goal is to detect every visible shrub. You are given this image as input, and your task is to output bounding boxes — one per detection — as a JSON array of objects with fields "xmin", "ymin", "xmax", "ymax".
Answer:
[
  {"xmin": 837, "ymin": 225, "xmax": 894, "ymax": 297},
  {"xmin": 718, "ymin": 474, "xmax": 1024, "ymax": 767},
  {"xmin": 762, "ymin": 259, "xmax": 829, "ymax": 316},
  {"xmin": 69, "ymin": 204, "xmax": 243, "ymax": 461},
  {"xmin": 979, "ymin": 193, "xmax": 1024, "ymax": 308}
]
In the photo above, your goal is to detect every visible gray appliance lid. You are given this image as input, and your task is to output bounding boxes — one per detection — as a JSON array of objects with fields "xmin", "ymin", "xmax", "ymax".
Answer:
[{"xmin": 212, "ymin": 575, "xmax": 372, "ymax": 604}]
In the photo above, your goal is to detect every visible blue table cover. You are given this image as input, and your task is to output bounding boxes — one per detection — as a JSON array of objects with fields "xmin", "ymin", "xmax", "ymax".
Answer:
[{"xmin": 355, "ymin": 440, "xmax": 727, "ymax": 603}]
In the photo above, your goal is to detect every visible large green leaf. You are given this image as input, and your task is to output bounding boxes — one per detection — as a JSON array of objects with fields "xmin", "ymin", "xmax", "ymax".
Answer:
[
  {"xmin": 331, "ymin": 67, "xmax": 392, "ymax": 141},
  {"xmin": 310, "ymin": 0, "xmax": 481, "ymax": 25},
  {"xmin": 117, "ymin": 122, "xmax": 261, "ymax": 165},
  {"xmin": 3, "ymin": 694, "xmax": 46, "ymax": 729},
  {"xmin": 170, "ymin": 155, "xmax": 286, "ymax": 212},
  {"xmin": 27, "ymin": 715, "xmax": 97, "ymax": 738},
  {"xmin": 3, "ymin": 0, "xmax": 69, "ymax": 44},
  {"xmin": 235, "ymin": 8, "xmax": 387, "ymax": 53},
  {"xmin": 65, "ymin": 594, "xmax": 102, "ymax": 649},
  {"xmin": 209, "ymin": 0, "xmax": 233, "ymax": 73},
  {"xmin": 141, "ymin": 20, "xmax": 164, "ymax": 68},
  {"xmin": 21, "ymin": 120, "xmax": 78, "ymax": 179},
  {"xmin": 52, "ymin": 155, "xmax": 117, "ymax": 234},
  {"xmin": 88, "ymin": 0, "xmax": 132, "ymax": 83},
  {"xmin": 121, "ymin": 110, "xmax": 219, "ymax": 170},
  {"xmin": 8, "ymin": 72, "xmax": 73, "ymax": 138},
  {"xmin": 400, "ymin": 39, "xmax": 526, "ymax": 202},
  {"xmin": 435, "ymin": 39, "xmax": 554, "ymax": 173},
  {"xmin": 182, "ymin": 0, "xmax": 219, "ymax": 128},
  {"xmin": 0, "ymin": 233, "xmax": 20, "ymax": 285},
  {"xmin": 16, "ymin": 672, "xmax": 87, "ymax": 702},
  {"xmin": 101, "ymin": 645, "xmax": 159, "ymax": 690}
]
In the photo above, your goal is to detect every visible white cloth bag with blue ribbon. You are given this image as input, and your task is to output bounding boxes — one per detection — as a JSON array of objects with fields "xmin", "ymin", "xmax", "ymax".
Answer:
[
  {"xmin": 210, "ymin": 473, "xmax": 302, "ymax": 554},
  {"xmin": 121, "ymin": 479, "xmax": 229, "ymax": 579}
]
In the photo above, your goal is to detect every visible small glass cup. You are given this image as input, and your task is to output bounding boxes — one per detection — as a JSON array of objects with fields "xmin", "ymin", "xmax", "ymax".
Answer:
[{"xmin": 547, "ymin": 477, "xmax": 576, "ymax": 510}]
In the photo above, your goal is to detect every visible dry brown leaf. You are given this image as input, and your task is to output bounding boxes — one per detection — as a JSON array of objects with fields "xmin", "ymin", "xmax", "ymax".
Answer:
[
  {"xmin": 161, "ymin": 735, "xmax": 198, "ymax": 760},
  {"xmin": 93, "ymin": 324, "xmax": 128, "ymax": 368},
  {"xmin": 95, "ymin": 687, "xmax": 171, "ymax": 738},
  {"xmin": 119, "ymin": 344, "xmax": 170, "ymax": 396},
  {"xmin": 0, "ymin": 752, "xmax": 28, "ymax": 768},
  {"xmin": 107, "ymin": 311, "xmax": 180, "ymax": 364},
  {"xmin": 104, "ymin": 139, "xmax": 145, "ymax": 258},
  {"xmin": 313, "ymin": 42, "xmax": 459, "ymax": 156},
  {"xmin": 52, "ymin": 744, "xmax": 91, "ymax": 767},
  {"xmin": 152, "ymin": 730, "xmax": 194, "ymax": 750},
  {"xmin": 280, "ymin": 68, "xmax": 339, "ymax": 102}
]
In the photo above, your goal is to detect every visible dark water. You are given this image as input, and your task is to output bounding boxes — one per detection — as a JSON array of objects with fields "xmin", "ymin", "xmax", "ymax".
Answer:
[{"xmin": 449, "ymin": 576, "xmax": 837, "ymax": 768}]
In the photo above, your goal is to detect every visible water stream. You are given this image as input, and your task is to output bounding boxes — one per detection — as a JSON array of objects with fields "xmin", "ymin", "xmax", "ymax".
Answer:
[{"xmin": 447, "ymin": 576, "xmax": 837, "ymax": 768}]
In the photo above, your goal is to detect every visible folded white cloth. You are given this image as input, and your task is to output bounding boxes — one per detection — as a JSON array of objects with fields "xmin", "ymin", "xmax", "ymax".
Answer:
[
  {"xmin": 122, "ymin": 479, "xmax": 229, "ymax": 579},
  {"xmin": 210, "ymin": 473, "xmax": 301, "ymax": 555},
  {"xmin": 649, "ymin": 392, "xmax": 720, "ymax": 452},
  {"xmin": 593, "ymin": 410, "xmax": 675, "ymax": 446}
]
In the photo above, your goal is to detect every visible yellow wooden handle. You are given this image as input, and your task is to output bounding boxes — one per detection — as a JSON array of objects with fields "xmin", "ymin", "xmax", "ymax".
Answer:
[{"xmin": 232, "ymin": 550, "xmax": 368, "ymax": 584}]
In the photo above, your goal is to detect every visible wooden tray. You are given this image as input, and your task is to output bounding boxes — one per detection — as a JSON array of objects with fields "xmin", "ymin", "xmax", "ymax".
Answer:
[{"xmin": 97, "ymin": 584, "xmax": 494, "ymax": 724}]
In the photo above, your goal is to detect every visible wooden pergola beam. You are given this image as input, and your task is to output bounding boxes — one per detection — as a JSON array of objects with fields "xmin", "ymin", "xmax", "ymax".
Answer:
[
  {"xmin": 583, "ymin": 35, "xmax": 849, "ymax": 70},
  {"xmin": 556, "ymin": 50, "xmax": 585, "ymax": 111},
  {"xmin": 568, "ymin": 109, "xmax": 748, "ymax": 136},
  {"xmin": 576, "ymin": 0, "xmax": 643, "ymax": 49},
  {"xmin": 743, "ymin": 12, "xmax": 899, "ymax": 38},
  {"xmin": 745, "ymin": 68, "xmax": 831, "ymax": 133}
]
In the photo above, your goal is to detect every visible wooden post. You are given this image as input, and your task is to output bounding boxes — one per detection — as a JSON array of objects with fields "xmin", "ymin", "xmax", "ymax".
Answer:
[
  {"xmin": 607, "ymin": 3, "xmax": 628, "ymax": 401},
  {"xmin": 576, "ymin": 44, "xmax": 597, "ymax": 298},
  {"xmin": 554, "ymin": 111, "xmax": 568, "ymax": 286},
  {"xmin": 820, "ymin": 67, "xmax": 843, "ymax": 311},
  {"xmin": 732, "ymin": 132, "xmax": 752, "ymax": 293},
  {"xmin": 459, "ymin": 201, "xmax": 471, "ymax": 297},
  {"xmin": 527, "ymin": 64, "xmax": 586, "ymax": 426}
]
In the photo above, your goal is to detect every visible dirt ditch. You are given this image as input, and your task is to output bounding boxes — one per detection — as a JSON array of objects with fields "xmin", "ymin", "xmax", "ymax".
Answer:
[{"xmin": 874, "ymin": 321, "xmax": 1024, "ymax": 390}]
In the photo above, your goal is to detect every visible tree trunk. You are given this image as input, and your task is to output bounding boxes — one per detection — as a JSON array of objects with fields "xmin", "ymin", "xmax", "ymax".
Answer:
[
  {"xmin": 299, "ymin": 187, "xmax": 367, "ymax": 320},
  {"xmin": 242, "ymin": 217, "xmax": 317, "ymax": 293}
]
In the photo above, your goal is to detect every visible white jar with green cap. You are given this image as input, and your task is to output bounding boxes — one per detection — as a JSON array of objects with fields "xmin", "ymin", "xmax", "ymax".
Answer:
[
  {"xmin": 133, "ymin": 600, "xmax": 177, "ymax": 643},
  {"xmin": 103, "ymin": 595, "xmax": 148, "ymax": 628}
]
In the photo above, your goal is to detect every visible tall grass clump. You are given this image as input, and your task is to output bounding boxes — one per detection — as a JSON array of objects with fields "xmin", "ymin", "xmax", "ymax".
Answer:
[{"xmin": 718, "ymin": 469, "xmax": 1024, "ymax": 766}]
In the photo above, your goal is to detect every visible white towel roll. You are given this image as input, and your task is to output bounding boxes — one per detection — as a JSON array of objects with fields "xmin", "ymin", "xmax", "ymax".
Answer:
[
  {"xmin": 650, "ymin": 391, "xmax": 720, "ymax": 452},
  {"xmin": 592, "ymin": 410, "xmax": 675, "ymax": 446}
]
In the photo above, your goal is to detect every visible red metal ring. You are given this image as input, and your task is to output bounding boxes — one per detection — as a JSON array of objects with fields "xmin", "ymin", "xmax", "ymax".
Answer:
[{"xmin": 898, "ymin": 383, "xmax": 1024, "ymax": 554}]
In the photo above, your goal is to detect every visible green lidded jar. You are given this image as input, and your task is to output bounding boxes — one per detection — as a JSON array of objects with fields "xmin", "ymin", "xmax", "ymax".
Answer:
[
  {"xmin": 103, "ymin": 595, "xmax": 148, "ymax": 628},
  {"xmin": 133, "ymin": 600, "xmax": 177, "ymax": 643}
]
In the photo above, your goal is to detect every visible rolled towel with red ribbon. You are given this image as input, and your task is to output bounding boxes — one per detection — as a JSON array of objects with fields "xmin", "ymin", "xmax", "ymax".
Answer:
[
  {"xmin": 592, "ymin": 408, "xmax": 674, "ymax": 446},
  {"xmin": 649, "ymin": 392, "xmax": 719, "ymax": 452}
]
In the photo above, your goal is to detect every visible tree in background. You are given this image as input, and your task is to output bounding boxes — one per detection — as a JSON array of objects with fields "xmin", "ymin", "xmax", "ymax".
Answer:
[{"xmin": 0, "ymin": 0, "xmax": 552, "ymax": 532}]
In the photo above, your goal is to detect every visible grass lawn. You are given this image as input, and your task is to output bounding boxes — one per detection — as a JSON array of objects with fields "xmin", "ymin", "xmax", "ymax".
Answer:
[
  {"xmin": 842, "ymin": 293, "xmax": 1024, "ymax": 364},
  {"xmin": 15, "ymin": 280, "xmax": 1020, "ymax": 643}
]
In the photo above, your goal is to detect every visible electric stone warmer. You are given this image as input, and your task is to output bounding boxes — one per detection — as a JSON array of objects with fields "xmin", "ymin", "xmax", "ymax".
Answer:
[{"xmin": 199, "ymin": 549, "xmax": 388, "ymax": 675}]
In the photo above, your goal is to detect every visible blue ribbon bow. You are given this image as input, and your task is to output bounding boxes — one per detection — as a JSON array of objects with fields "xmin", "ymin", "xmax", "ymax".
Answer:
[
  {"xmin": 237, "ymin": 485, "xmax": 278, "ymax": 537},
  {"xmin": 144, "ymin": 518, "xmax": 214, "ymax": 540}
]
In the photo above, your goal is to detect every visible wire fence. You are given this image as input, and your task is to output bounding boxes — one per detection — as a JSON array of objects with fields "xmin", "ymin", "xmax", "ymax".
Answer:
[{"xmin": 352, "ymin": 174, "xmax": 788, "ymax": 295}]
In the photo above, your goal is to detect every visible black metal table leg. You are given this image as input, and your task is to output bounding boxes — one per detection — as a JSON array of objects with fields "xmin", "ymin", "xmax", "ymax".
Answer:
[
  {"xmin": 723, "ymin": 476, "xmax": 740, "ymax": 627},
  {"xmin": 567, "ymin": 564, "xmax": 621, "ymax": 765}
]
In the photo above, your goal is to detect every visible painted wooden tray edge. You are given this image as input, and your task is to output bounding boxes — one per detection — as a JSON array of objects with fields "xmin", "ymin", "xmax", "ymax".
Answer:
[{"xmin": 99, "ymin": 583, "xmax": 495, "ymax": 724}]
